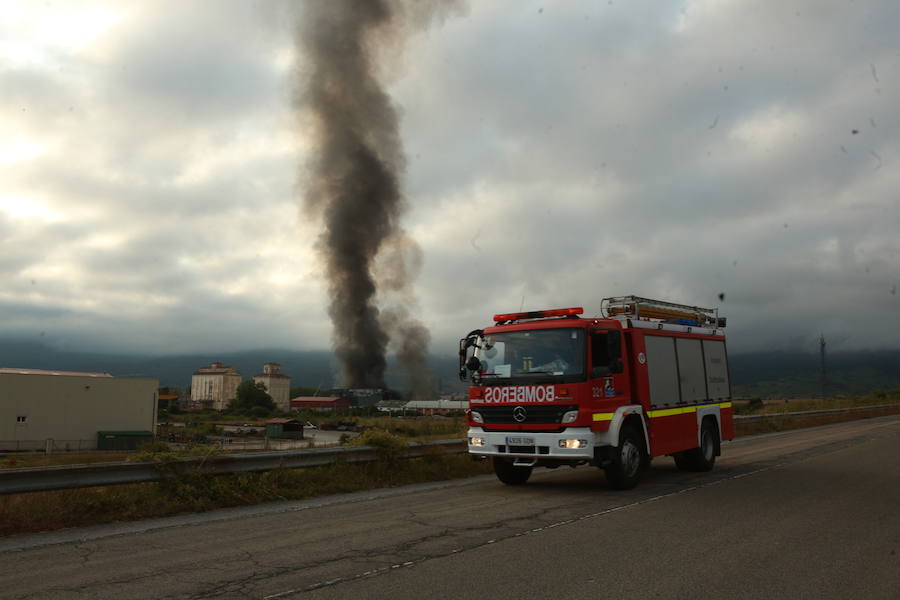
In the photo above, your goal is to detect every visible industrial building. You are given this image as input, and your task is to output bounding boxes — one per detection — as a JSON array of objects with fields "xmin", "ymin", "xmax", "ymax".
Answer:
[
  {"xmin": 0, "ymin": 368, "xmax": 158, "ymax": 451},
  {"xmin": 330, "ymin": 388, "xmax": 384, "ymax": 407},
  {"xmin": 403, "ymin": 399, "xmax": 467, "ymax": 414},
  {"xmin": 291, "ymin": 396, "xmax": 350, "ymax": 412},
  {"xmin": 253, "ymin": 363, "xmax": 291, "ymax": 412},
  {"xmin": 376, "ymin": 398, "xmax": 467, "ymax": 415},
  {"xmin": 190, "ymin": 362, "xmax": 241, "ymax": 410}
]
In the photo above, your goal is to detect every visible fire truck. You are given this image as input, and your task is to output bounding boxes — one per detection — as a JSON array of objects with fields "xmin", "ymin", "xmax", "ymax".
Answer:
[{"xmin": 459, "ymin": 296, "xmax": 733, "ymax": 489}]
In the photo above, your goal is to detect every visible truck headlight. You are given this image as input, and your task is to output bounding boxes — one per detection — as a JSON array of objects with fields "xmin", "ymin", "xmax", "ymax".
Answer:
[
  {"xmin": 559, "ymin": 439, "xmax": 588, "ymax": 449},
  {"xmin": 470, "ymin": 437, "xmax": 486, "ymax": 447},
  {"xmin": 470, "ymin": 410, "xmax": 483, "ymax": 424},
  {"xmin": 561, "ymin": 410, "xmax": 578, "ymax": 424}
]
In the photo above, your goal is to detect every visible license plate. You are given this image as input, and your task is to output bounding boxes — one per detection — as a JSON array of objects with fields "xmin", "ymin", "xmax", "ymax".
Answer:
[{"xmin": 506, "ymin": 436, "xmax": 535, "ymax": 445}]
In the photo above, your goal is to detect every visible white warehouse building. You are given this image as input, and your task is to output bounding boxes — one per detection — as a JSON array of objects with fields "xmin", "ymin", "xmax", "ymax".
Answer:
[{"xmin": 0, "ymin": 368, "xmax": 158, "ymax": 451}]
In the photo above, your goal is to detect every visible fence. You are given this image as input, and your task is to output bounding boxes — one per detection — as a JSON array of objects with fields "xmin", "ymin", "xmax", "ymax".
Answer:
[
  {"xmin": 169, "ymin": 438, "xmax": 339, "ymax": 452},
  {"xmin": 0, "ymin": 440, "xmax": 97, "ymax": 453},
  {"xmin": 5, "ymin": 404, "xmax": 897, "ymax": 455}
]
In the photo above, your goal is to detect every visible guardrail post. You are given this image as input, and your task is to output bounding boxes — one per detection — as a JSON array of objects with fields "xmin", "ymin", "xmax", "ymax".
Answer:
[{"xmin": 45, "ymin": 439, "xmax": 54, "ymax": 455}]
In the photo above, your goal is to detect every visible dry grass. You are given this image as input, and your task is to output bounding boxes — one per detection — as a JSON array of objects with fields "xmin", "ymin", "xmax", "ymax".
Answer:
[
  {"xmin": 0, "ymin": 452, "xmax": 492, "ymax": 538},
  {"xmin": 734, "ymin": 403, "xmax": 900, "ymax": 436},
  {"xmin": 734, "ymin": 390, "xmax": 900, "ymax": 415}
]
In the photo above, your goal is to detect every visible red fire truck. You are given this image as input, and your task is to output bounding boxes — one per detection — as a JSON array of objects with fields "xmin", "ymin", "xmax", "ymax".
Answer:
[{"xmin": 459, "ymin": 296, "xmax": 733, "ymax": 489}]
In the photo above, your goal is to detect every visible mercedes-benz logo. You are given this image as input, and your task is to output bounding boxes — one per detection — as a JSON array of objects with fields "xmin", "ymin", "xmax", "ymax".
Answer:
[{"xmin": 512, "ymin": 406, "xmax": 527, "ymax": 423}]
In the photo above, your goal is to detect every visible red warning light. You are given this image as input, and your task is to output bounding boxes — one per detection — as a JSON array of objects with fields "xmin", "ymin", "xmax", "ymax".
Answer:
[{"xmin": 493, "ymin": 307, "xmax": 583, "ymax": 322}]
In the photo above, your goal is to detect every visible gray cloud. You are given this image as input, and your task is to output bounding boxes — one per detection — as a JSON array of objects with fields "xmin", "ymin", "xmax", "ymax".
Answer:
[
  {"xmin": 390, "ymin": 0, "xmax": 900, "ymax": 353},
  {"xmin": 0, "ymin": 0, "xmax": 898, "ymax": 360}
]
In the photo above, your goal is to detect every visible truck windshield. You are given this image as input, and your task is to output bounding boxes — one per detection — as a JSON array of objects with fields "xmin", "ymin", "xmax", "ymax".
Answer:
[{"xmin": 475, "ymin": 328, "xmax": 585, "ymax": 383}]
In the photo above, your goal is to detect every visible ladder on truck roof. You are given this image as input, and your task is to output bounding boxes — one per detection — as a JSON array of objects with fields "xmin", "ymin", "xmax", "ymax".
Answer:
[{"xmin": 601, "ymin": 295, "xmax": 725, "ymax": 328}]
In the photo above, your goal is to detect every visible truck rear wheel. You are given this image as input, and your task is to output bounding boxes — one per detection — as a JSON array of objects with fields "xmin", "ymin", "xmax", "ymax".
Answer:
[
  {"xmin": 674, "ymin": 419, "xmax": 718, "ymax": 472},
  {"xmin": 492, "ymin": 458, "xmax": 533, "ymax": 485},
  {"xmin": 604, "ymin": 424, "xmax": 645, "ymax": 490}
]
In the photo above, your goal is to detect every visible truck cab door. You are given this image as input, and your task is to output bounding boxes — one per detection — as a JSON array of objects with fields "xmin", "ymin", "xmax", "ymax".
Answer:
[{"xmin": 590, "ymin": 330, "xmax": 626, "ymax": 401}]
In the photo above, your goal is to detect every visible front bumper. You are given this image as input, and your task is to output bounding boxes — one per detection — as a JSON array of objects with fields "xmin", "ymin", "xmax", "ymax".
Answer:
[{"xmin": 467, "ymin": 427, "xmax": 598, "ymax": 460}]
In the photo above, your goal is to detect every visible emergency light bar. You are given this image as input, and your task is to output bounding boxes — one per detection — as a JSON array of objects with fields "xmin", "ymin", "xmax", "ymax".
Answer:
[{"xmin": 493, "ymin": 307, "xmax": 583, "ymax": 323}]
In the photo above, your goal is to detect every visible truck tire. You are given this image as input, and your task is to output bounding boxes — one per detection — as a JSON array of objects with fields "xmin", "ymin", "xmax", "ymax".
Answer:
[
  {"xmin": 674, "ymin": 419, "xmax": 718, "ymax": 472},
  {"xmin": 604, "ymin": 424, "xmax": 645, "ymax": 490},
  {"xmin": 492, "ymin": 457, "xmax": 533, "ymax": 485},
  {"xmin": 672, "ymin": 452, "xmax": 693, "ymax": 471}
]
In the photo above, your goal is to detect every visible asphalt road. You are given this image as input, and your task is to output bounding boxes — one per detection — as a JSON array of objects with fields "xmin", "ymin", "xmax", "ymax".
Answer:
[{"xmin": 1, "ymin": 416, "xmax": 898, "ymax": 599}]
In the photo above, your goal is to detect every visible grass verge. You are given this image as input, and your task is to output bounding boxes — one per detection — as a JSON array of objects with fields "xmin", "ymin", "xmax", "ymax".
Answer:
[
  {"xmin": 0, "ymin": 448, "xmax": 492, "ymax": 538},
  {"xmin": 2, "ymin": 452, "xmax": 133, "ymax": 470},
  {"xmin": 733, "ymin": 389, "xmax": 900, "ymax": 415},
  {"xmin": 734, "ymin": 403, "xmax": 900, "ymax": 436}
]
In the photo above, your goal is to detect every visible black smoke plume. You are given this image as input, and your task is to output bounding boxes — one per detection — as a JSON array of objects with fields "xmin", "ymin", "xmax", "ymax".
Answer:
[{"xmin": 296, "ymin": 1, "xmax": 457, "ymax": 398}]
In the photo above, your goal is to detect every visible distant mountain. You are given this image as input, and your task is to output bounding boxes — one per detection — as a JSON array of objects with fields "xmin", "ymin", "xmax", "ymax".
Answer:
[
  {"xmin": 2, "ymin": 339, "xmax": 898, "ymax": 398},
  {"xmin": 0, "ymin": 339, "xmax": 465, "ymax": 395},
  {"xmin": 728, "ymin": 350, "xmax": 900, "ymax": 398}
]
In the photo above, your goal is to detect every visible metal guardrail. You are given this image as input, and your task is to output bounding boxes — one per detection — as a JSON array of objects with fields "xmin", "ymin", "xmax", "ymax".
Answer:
[
  {"xmin": 0, "ymin": 439, "xmax": 468, "ymax": 495},
  {"xmin": 0, "ymin": 437, "xmax": 344, "ymax": 454},
  {"xmin": 733, "ymin": 403, "xmax": 900, "ymax": 422}
]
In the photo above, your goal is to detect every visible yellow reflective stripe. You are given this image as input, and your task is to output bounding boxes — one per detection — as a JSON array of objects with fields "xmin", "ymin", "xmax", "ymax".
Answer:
[
  {"xmin": 647, "ymin": 402, "xmax": 732, "ymax": 418},
  {"xmin": 647, "ymin": 406, "xmax": 696, "ymax": 418},
  {"xmin": 592, "ymin": 412, "xmax": 615, "ymax": 422}
]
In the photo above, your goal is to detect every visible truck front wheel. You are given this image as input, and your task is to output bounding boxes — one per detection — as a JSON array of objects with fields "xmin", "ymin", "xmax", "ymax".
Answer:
[
  {"xmin": 604, "ymin": 424, "xmax": 645, "ymax": 490},
  {"xmin": 492, "ymin": 458, "xmax": 533, "ymax": 485}
]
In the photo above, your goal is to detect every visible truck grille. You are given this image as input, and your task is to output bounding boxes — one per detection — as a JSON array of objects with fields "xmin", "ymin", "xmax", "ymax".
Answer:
[
  {"xmin": 499, "ymin": 445, "xmax": 551, "ymax": 455},
  {"xmin": 476, "ymin": 404, "xmax": 578, "ymax": 425}
]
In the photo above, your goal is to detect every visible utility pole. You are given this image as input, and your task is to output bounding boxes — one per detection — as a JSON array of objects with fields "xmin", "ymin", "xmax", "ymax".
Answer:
[{"xmin": 819, "ymin": 334, "xmax": 827, "ymax": 400}]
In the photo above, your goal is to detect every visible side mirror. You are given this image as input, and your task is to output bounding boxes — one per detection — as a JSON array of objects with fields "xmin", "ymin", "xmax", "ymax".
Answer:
[
  {"xmin": 465, "ymin": 356, "xmax": 481, "ymax": 372},
  {"xmin": 458, "ymin": 330, "xmax": 483, "ymax": 381},
  {"xmin": 459, "ymin": 338, "xmax": 469, "ymax": 380}
]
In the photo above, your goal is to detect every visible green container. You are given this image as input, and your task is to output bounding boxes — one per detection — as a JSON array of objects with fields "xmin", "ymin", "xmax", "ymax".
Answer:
[
  {"xmin": 265, "ymin": 421, "xmax": 304, "ymax": 439},
  {"xmin": 96, "ymin": 430, "xmax": 154, "ymax": 451}
]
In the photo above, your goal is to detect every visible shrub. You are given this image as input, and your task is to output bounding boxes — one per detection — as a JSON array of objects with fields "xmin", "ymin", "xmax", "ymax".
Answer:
[
  {"xmin": 248, "ymin": 406, "xmax": 271, "ymax": 419},
  {"xmin": 350, "ymin": 428, "xmax": 407, "ymax": 461},
  {"xmin": 735, "ymin": 397, "xmax": 764, "ymax": 415},
  {"xmin": 136, "ymin": 440, "xmax": 171, "ymax": 455}
]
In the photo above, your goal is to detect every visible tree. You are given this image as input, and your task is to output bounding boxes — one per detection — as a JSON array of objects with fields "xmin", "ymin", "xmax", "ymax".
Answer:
[
  {"xmin": 229, "ymin": 380, "xmax": 276, "ymax": 414},
  {"xmin": 290, "ymin": 386, "xmax": 321, "ymax": 397}
]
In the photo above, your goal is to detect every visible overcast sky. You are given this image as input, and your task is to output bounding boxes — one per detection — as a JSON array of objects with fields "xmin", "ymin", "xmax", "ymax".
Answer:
[{"xmin": 2, "ymin": 0, "xmax": 898, "ymax": 357}]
